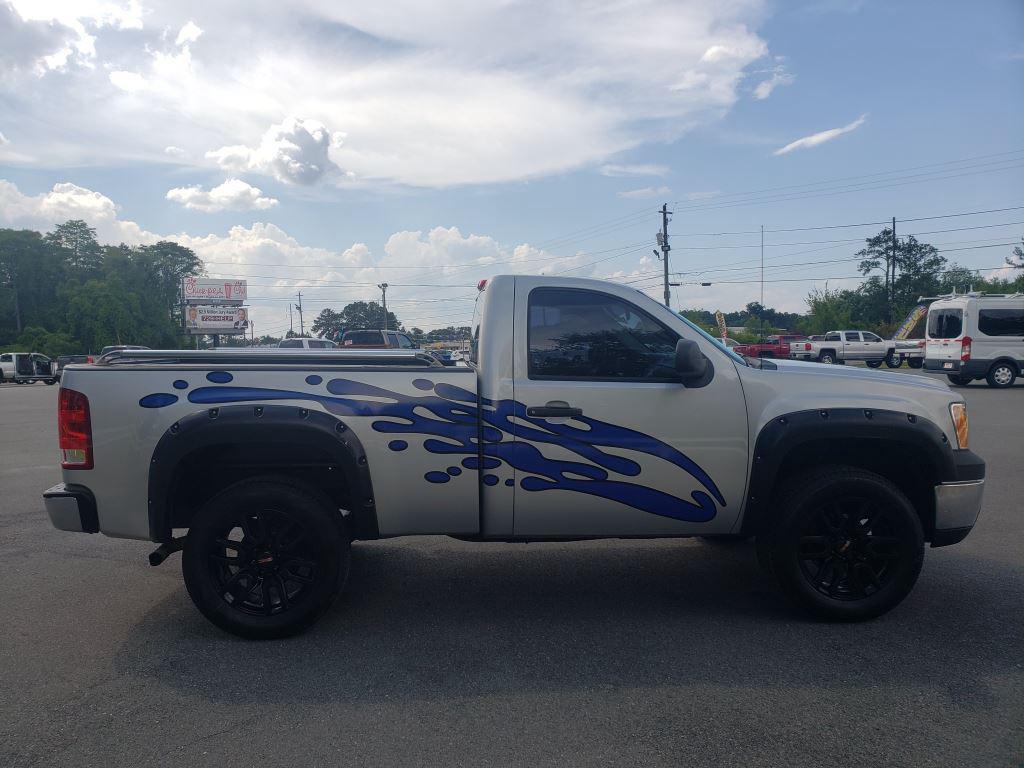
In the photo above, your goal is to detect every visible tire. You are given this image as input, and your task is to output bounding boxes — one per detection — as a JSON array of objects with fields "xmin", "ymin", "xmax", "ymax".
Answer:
[
  {"xmin": 865, "ymin": 360, "xmax": 883, "ymax": 369},
  {"xmin": 908, "ymin": 358, "xmax": 923, "ymax": 369},
  {"xmin": 182, "ymin": 477, "xmax": 350, "ymax": 639},
  {"xmin": 757, "ymin": 466, "xmax": 924, "ymax": 622},
  {"xmin": 817, "ymin": 351, "xmax": 836, "ymax": 365},
  {"xmin": 946, "ymin": 374, "xmax": 972, "ymax": 386},
  {"xmin": 884, "ymin": 353, "xmax": 902, "ymax": 369},
  {"xmin": 986, "ymin": 362, "xmax": 1017, "ymax": 389},
  {"xmin": 45, "ymin": 378, "xmax": 57, "ymax": 385}
]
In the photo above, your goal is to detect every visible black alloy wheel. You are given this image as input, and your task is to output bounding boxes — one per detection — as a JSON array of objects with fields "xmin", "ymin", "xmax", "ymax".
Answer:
[
  {"xmin": 760, "ymin": 466, "xmax": 924, "ymax": 621},
  {"xmin": 796, "ymin": 497, "xmax": 903, "ymax": 602},
  {"xmin": 183, "ymin": 478, "xmax": 349, "ymax": 639},
  {"xmin": 206, "ymin": 507, "xmax": 318, "ymax": 617}
]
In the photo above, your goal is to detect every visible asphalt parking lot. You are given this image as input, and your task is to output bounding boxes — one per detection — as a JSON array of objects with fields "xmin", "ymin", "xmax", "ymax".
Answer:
[{"xmin": 1, "ymin": 369, "xmax": 1021, "ymax": 767}]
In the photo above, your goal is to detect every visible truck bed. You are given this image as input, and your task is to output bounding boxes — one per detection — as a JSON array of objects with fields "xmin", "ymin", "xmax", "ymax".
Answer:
[{"xmin": 60, "ymin": 349, "xmax": 481, "ymax": 539}]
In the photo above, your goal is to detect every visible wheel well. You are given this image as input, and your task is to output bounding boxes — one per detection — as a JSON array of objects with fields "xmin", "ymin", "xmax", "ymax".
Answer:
[
  {"xmin": 770, "ymin": 438, "xmax": 939, "ymax": 536},
  {"xmin": 148, "ymin": 404, "xmax": 379, "ymax": 543},
  {"xmin": 988, "ymin": 357, "xmax": 1020, "ymax": 374},
  {"xmin": 167, "ymin": 440, "xmax": 354, "ymax": 532}
]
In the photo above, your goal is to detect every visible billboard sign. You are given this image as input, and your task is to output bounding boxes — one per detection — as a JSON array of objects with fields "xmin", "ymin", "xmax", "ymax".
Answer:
[
  {"xmin": 181, "ymin": 277, "xmax": 247, "ymax": 305},
  {"xmin": 183, "ymin": 306, "xmax": 250, "ymax": 335}
]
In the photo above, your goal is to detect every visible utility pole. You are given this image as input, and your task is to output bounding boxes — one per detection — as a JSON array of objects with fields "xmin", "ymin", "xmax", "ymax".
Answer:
[
  {"xmin": 296, "ymin": 291, "xmax": 304, "ymax": 336},
  {"xmin": 890, "ymin": 216, "xmax": 897, "ymax": 324},
  {"xmin": 378, "ymin": 282, "xmax": 389, "ymax": 330},
  {"xmin": 657, "ymin": 203, "xmax": 672, "ymax": 307},
  {"xmin": 760, "ymin": 225, "xmax": 765, "ymax": 338}
]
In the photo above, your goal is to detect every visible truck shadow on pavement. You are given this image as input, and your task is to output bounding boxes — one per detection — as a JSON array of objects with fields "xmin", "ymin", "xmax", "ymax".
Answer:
[{"xmin": 115, "ymin": 538, "xmax": 1021, "ymax": 708}]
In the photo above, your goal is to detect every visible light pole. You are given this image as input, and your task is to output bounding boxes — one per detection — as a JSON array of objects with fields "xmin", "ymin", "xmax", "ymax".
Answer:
[{"xmin": 378, "ymin": 283, "xmax": 389, "ymax": 330}]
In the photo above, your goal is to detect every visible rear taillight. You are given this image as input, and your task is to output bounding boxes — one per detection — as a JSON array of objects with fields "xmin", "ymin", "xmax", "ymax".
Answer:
[
  {"xmin": 59, "ymin": 388, "xmax": 93, "ymax": 469},
  {"xmin": 960, "ymin": 336, "xmax": 972, "ymax": 362},
  {"xmin": 86, "ymin": 355, "xmax": 94, "ymax": 364},
  {"xmin": 804, "ymin": 343, "xmax": 812, "ymax": 350}
]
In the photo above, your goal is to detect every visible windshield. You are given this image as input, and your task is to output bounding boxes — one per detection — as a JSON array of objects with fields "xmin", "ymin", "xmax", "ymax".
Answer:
[
  {"xmin": 927, "ymin": 308, "xmax": 964, "ymax": 339},
  {"xmin": 678, "ymin": 315, "xmax": 747, "ymax": 366}
]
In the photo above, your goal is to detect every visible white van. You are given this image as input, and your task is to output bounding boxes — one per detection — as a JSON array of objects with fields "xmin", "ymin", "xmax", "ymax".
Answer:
[{"xmin": 923, "ymin": 293, "xmax": 1024, "ymax": 387}]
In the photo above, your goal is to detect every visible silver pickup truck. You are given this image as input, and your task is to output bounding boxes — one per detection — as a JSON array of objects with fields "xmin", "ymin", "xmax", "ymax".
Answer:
[
  {"xmin": 43, "ymin": 275, "xmax": 986, "ymax": 638},
  {"xmin": 790, "ymin": 330, "xmax": 896, "ymax": 366}
]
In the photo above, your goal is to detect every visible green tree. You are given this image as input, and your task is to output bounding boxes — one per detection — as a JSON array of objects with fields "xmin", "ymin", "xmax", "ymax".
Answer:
[
  {"xmin": 311, "ymin": 308, "xmax": 344, "ymax": 338},
  {"xmin": 857, "ymin": 228, "xmax": 946, "ymax": 322},
  {"xmin": 1008, "ymin": 237, "xmax": 1024, "ymax": 270},
  {"xmin": 334, "ymin": 301, "xmax": 401, "ymax": 332},
  {"xmin": 804, "ymin": 287, "xmax": 853, "ymax": 334},
  {"xmin": 0, "ymin": 229, "xmax": 52, "ymax": 334},
  {"xmin": 45, "ymin": 220, "xmax": 104, "ymax": 273}
]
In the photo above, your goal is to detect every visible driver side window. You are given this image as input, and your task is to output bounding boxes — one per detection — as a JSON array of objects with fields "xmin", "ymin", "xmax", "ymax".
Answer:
[{"xmin": 528, "ymin": 288, "xmax": 679, "ymax": 380}]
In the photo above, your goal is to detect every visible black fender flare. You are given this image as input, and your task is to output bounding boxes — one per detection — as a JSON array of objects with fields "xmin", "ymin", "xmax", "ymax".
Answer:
[
  {"xmin": 738, "ymin": 408, "xmax": 981, "ymax": 536},
  {"xmin": 147, "ymin": 404, "xmax": 379, "ymax": 542}
]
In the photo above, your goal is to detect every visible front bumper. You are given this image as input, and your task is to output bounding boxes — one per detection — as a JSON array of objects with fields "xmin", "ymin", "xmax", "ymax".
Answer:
[
  {"xmin": 43, "ymin": 483, "xmax": 98, "ymax": 533},
  {"xmin": 931, "ymin": 449, "xmax": 985, "ymax": 547}
]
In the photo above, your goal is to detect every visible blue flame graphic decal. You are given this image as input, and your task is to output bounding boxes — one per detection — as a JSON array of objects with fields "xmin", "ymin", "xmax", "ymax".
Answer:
[{"xmin": 141, "ymin": 377, "xmax": 724, "ymax": 522}]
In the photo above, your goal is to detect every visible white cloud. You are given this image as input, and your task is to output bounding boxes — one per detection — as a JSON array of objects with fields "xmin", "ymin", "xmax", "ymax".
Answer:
[
  {"xmin": 618, "ymin": 185, "xmax": 671, "ymax": 199},
  {"xmin": 753, "ymin": 68, "xmax": 795, "ymax": 99},
  {"xmin": 206, "ymin": 117, "xmax": 347, "ymax": 185},
  {"xmin": 109, "ymin": 70, "xmax": 147, "ymax": 92},
  {"xmin": 773, "ymin": 114, "xmax": 867, "ymax": 156},
  {"xmin": 7, "ymin": 0, "xmax": 143, "ymax": 73},
  {"xmin": 599, "ymin": 164, "xmax": 669, "ymax": 178},
  {"xmin": 683, "ymin": 190, "xmax": 719, "ymax": 201},
  {"xmin": 0, "ymin": 179, "xmax": 157, "ymax": 244},
  {"xmin": 175, "ymin": 20, "xmax": 202, "ymax": 46},
  {"xmin": 164, "ymin": 145, "xmax": 186, "ymax": 157},
  {"xmin": 0, "ymin": 132, "xmax": 8, "ymax": 146},
  {"xmin": 165, "ymin": 178, "xmax": 279, "ymax": 213},
  {"xmin": 0, "ymin": 0, "xmax": 777, "ymax": 187}
]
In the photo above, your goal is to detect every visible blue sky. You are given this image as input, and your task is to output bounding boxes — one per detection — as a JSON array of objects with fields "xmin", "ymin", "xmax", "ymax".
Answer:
[{"xmin": 1, "ymin": 0, "xmax": 1022, "ymax": 334}]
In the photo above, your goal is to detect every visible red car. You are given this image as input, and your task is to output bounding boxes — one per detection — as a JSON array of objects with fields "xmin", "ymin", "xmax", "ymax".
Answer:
[{"xmin": 733, "ymin": 334, "xmax": 807, "ymax": 359}]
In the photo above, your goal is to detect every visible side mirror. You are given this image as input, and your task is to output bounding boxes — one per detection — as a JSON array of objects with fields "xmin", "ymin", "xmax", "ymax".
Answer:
[{"xmin": 675, "ymin": 339, "xmax": 708, "ymax": 383}]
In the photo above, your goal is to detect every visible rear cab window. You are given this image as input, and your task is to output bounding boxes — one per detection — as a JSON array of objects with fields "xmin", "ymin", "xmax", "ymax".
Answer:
[{"xmin": 343, "ymin": 331, "xmax": 385, "ymax": 346}]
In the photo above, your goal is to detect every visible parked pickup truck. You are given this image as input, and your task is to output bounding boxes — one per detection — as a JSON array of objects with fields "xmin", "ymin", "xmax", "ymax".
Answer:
[
  {"xmin": 0, "ymin": 352, "xmax": 58, "ymax": 384},
  {"xmin": 43, "ymin": 275, "xmax": 986, "ymax": 639},
  {"xmin": 732, "ymin": 334, "xmax": 807, "ymax": 359},
  {"xmin": 790, "ymin": 330, "xmax": 895, "ymax": 366}
]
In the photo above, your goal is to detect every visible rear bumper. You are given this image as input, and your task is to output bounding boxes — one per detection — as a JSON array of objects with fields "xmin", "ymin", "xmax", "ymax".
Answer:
[
  {"xmin": 923, "ymin": 359, "xmax": 988, "ymax": 377},
  {"xmin": 43, "ymin": 483, "xmax": 99, "ymax": 533},
  {"xmin": 931, "ymin": 449, "xmax": 985, "ymax": 547}
]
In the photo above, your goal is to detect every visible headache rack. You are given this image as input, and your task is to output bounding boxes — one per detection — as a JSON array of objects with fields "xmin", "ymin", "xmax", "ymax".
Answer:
[{"xmin": 95, "ymin": 348, "xmax": 444, "ymax": 367}]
